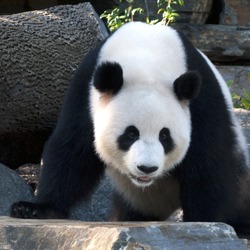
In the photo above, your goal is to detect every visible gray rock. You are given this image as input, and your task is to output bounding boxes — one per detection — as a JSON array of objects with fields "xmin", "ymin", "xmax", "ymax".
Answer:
[
  {"xmin": 219, "ymin": 0, "xmax": 250, "ymax": 26},
  {"xmin": 235, "ymin": 109, "xmax": 250, "ymax": 156},
  {"xmin": 70, "ymin": 176, "xmax": 113, "ymax": 221},
  {"xmin": 0, "ymin": 3, "xmax": 109, "ymax": 168},
  {"xmin": 0, "ymin": 218, "xmax": 247, "ymax": 249},
  {"xmin": 0, "ymin": 163, "xmax": 33, "ymax": 216},
  {"xmin": 217, "ymin": 66, "xmax": 250, "ymax": 97},
  {"xmin": 173, "ymin": 23, "xmax": 250, "ymax": 63}
]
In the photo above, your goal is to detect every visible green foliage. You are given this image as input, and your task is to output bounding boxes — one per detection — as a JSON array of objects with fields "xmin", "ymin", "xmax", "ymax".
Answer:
[
  {"xmin": 101, "ymin": 0, "xmax": 184, "ymax": 31},
  {"xmin": 227, "ymin": 78, "xmax": 250, "ymax": 110},
  {"xmin": 232, "ymin": 91, "xmax": 250, "ymax": 110}
]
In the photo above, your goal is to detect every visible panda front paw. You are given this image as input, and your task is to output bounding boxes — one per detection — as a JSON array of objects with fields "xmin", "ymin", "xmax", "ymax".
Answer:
[{"xmin": 10, "ymin": 201, "xmax": 67, "ymax": 219}]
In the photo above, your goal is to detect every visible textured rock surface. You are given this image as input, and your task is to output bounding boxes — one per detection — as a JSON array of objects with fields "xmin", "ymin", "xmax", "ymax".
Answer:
[
  {"xmin": 70, "ymin": 176, "xmax": 113, "ymax": 221},
  {"xmin": 0, "ymin": 3, "xmax": 108, "ymax": 168},
  {"xmin": 173, "ymin": 23, "xmax": 250, "ymax": 63},
  {"xmin": 218, "ymin": 66, "xmax": 250, "ymax": 96},
  {"xmin": 219, "ymin": 0, "xmax": 250, "ymax": 26},
  {"xmin": 235, "ymin": 109, "xmax": 250, "ymax": 155},
  {"xmin": 0, "ymin": 218, "xmax": 247, "ymax": 249},
  {"xmin": 0, "ymin": 164, "xmax": 33, "ymax": 216},
  {"xmin": 218, "ymin": 66, "xmax": 250, "ymax": 108}
]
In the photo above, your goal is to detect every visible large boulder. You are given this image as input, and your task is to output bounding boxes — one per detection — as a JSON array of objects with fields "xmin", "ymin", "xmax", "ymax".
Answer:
[
  {"xmin": 0, "ymin": 218, "xmax": 247, "ymax": 249},
  {"xmin": 0, "ymin": 3, "xmax": 108, "ymax": 168}
]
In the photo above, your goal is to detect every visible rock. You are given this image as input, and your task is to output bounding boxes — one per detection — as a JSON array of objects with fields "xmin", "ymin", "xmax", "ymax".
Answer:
[
  {"xmin": 219, "ymin": 0, "xmax": 250, "ymax": 26},
  {"xmin": 175, "ymin": 0, "xmax": 213, "ymax": 24},
  {"xmin": 0, "ymin": 217, "xmax": 247, "ymax": 249},
  {"xmin": 16, "ymin": 164, "xmax": 40, "ymax": 191},
  {"xmin": 0, "ymin": 3, "xmax": 109, "ymax": 168},
  {"xmin": 0, "ymin": 164, "xmax": 33, "ymax": 216},
  {"xmin": 70, "ymin": 176, "xmax": 113, "ymax": 221},
  {"xmin": 173, "ymin": 23, "xmax": 250, "ymax": 63},
  {"xmin": 235, "ymin": 109, "xmax": 250, "ymax": 156},
  {"xmin": 218, "ymin": 66, "xmax": 250, "ymax": 95},
  {"xmin": 217, "ymin": 66, "xmax": 250, "ymax": 108},
  {"xmin": 0, "ymin": 1, "xmax": 116, "ymax": 16}
]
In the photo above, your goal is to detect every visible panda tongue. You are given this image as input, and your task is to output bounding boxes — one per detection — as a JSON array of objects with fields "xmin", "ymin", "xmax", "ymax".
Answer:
[{"xmin": 138, "ymin": 176, "xmax": 151, "ymax": 182}]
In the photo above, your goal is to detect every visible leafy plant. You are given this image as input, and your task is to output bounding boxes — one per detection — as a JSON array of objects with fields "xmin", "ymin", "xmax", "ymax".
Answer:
[
  {"xmin": 232, "ymin": 91, "xmax": 250, "ymax": 110},
  {"xmin": 101, "ymin": 0, "xmax": 184, "ymax": 32},
  {"xmin": 227, "ymin": 79, "xmax": 250, "ymax": 110}
]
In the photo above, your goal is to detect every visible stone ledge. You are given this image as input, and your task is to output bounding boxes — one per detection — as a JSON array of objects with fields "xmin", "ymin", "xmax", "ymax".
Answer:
[{"xmin": 0, "ymin": 217, "xmax": 247, "ymax": 249}]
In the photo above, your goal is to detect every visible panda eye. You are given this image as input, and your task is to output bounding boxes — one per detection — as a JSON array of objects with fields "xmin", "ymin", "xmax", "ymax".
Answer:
[
  {"xmin": 126, "ymin": 126, "xmax": 139, "ymax": 140},
  {"xmin": 117, "ymin": 126, "xmax": 139, "ymax": 151},
  {"xmin": 159, "ymin": 128, "xmax": 170, "ymax": 141}
]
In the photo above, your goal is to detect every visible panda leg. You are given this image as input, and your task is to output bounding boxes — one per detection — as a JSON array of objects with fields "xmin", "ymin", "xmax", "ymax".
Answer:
[
  {"xmin": 11, "ymin": 98, "xmax": 106, "ymax": 219},
  {"xmin": 179, "ymin": 172, "xmax": 238, "ymax": 223},
  {"xmin": 10, "ymin": 117, "xmax": 105, "ymax": 219},
  {"xmin": 10, "ymin": 44, "xmax": 106, "ymax": 219}
]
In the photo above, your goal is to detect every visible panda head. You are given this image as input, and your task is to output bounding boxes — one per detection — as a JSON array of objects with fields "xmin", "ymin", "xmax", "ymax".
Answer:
[{"xmin": 91, "ymin": 61, "xmax": 201, "ymax": 188}]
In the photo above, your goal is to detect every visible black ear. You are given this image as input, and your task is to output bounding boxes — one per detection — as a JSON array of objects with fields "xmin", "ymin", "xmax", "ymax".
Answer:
[
  {"xmin": 173, "ymin": 71, "xmax": 201, "ymax": 100},
  {"xmin": 93, "ymin": 62, "xmax": 123, "ymax": 95}
]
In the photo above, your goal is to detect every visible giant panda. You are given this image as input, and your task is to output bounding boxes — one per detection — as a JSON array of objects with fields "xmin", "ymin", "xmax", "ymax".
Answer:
[{"xmin": 11, "ymin": 22, "xmax": 250, "ymax": 230}]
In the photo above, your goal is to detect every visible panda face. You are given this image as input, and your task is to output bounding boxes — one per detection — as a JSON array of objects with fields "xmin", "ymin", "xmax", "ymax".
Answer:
[
  {"xmin": 92, "ymin": 85, "xmax": 193, "ymax": 188},
  {"xmin": 90, "ymin": 23, "xmax": 201, "ymax": 188},
  {"xmin": 117, "ymin": 125, "xmax": 175, "ymax": 186}
]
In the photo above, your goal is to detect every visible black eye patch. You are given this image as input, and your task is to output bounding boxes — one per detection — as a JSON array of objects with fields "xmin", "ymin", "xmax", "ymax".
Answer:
[
  {"xmin": 117, "ymin": 126, "xmax": 139, "ymax": 151},
  {"xmin": 159, "ymin": 128, "xmax": 174, "ymax": 154}
]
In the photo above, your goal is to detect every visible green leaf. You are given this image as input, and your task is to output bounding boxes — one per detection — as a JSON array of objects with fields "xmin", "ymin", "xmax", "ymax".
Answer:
[
  {"xmin": 101, "ymin": 0, "xmax": 185, "ymax": 31},
  {"xmin": 247, "ymin": 72, "xmax": 250, "ymax": 82},
  {"xmin": 227, "ymin": 79, "xmax": 234, "ymax": 87},
  {"xmin": 241, "ymin": 98, "xmax": 250, "ymax": 109}
]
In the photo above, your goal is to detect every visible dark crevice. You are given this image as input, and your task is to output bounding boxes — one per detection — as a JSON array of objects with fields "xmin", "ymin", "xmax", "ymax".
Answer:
[{"xmin": 206, "ymin": 0, "xmax": 224, "ymax": 24}]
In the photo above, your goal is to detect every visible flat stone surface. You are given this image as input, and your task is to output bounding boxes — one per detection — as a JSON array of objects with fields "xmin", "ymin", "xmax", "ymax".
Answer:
[{"xmin": 0, "ymin": 217, "xmax": 247, "ymax": 250}]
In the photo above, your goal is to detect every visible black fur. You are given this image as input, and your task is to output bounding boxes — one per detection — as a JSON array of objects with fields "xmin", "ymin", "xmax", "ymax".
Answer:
[
  {"xmin": 93, "ymin": 61, "xmax": 123, "ymax": 95},
  {"xmin": 176, "ymin": 32, "xmax": 246, "ymax": 224},
  {"xmin": 117, "ymin": 125, "xmax": 140, "ymax": 151},
  {"xmin": 109, "ymin": 191, "xmax": 159, "ymax": 221},
  {"xmin": 159, "ymin": 128, "xmax": 174, "ymax": 154},
  {"xmin": 173, "ymin": 71, "xmax": 201, "ymax": 100},
  {"xmin": 10, "ymin": 26, "xmax": 249, "ymax": 233}
]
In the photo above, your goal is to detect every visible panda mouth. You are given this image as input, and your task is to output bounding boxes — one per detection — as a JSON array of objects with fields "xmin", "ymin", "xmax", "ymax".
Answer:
[
  {"xmin": 137, "ymin": 176, "xmax": 152, "ymax": 183},
  {"xmin": 130, "ymin": 175, "xmax": 154, "ymax": 186}
]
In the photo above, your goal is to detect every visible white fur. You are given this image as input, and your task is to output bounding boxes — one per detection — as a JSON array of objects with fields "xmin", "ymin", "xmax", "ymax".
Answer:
[{"xmin": 98, "ymin": 22, "xmax": 187, "ymax": 91}]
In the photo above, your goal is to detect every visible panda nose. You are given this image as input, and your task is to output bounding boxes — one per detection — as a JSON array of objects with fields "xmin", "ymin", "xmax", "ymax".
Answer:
[{"xmin": 137, "ymin": 165, "xmax": 158, "ymax": 174}]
